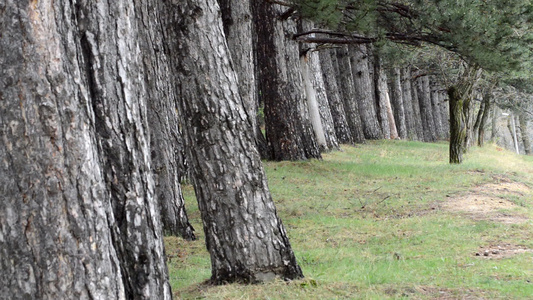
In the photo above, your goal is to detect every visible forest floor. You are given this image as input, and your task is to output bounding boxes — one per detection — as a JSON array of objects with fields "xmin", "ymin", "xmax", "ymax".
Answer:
[{"xmin": 166, "ymin": 141, "xmax": 533, "ymax": 299}]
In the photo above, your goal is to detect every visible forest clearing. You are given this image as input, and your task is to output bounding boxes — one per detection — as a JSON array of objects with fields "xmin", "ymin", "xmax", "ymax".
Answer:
[{"xmin": 169, "ymin": 141, "xmax": 533, "ymax": 299}]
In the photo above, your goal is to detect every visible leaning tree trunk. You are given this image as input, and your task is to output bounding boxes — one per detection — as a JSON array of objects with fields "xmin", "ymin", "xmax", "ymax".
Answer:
[
  {"xmin": 336, "ymin": 46, "xmax": 366, "ymax": 143},
  {"xmin": 218, "ymin": 0, "xmax": 267, "ymax": 156},
  {"xmin": 140, "ymin": 0, "xmax": 195, "ymax": 239},
  {"xmin": 173, "ymin": 0, "xmax": 303, "ymax": 283},
  {"xmin": 253, "ymin": 2, "xmax": 321, "ymax": 160},
  {"xmin": 350, "ymin": 45, "xmax": 382, "ymax": 140},
  {"xmin": 320, "ymin": 49, "xmax": 353, "ymax": 144},
  {"xmin": 1, "ymin": 1, "xmax": 172, "ymax": 299},
  {"xmin": 518, "ymin": 112, "xmax": 532, "ymax": 155}
]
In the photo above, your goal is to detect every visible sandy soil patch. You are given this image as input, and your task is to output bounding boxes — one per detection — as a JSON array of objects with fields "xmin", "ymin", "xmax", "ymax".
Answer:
[{"xmin": 442, "ymin": 177, "xmax": 531, "ymax": 224}]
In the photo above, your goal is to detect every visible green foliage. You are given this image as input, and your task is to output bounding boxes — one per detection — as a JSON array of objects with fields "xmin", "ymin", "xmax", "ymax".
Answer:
[
  {"xmin": 167, "ymin": 141, "xmax": 533, "ymax": 299},
  {"xmin": 295, "ymin": 0, "xmax": 533, "ymax": 76}
]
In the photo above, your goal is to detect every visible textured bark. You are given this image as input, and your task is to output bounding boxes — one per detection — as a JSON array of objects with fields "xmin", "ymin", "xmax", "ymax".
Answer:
[
  {"xmin": 254, "ymin": 3, "xmax": 321, "ymax": 160},
  {"xmin": 439, "ymin": 92, "xmax": 451, "ymax": 140},
  {"xmin": 491, "ymin": 106, "xmax": 501, "ymax": 142},
  {"xmin": 218, "ymin": 0, "xmax": 266, "ymax": 155},
  {"xmin": 430, "ymin": 86, "xmax": 445, "ymax": 140},
  {"xmin": 416, "ymin": 76, "xmax": 438, "ymax": 142},
  {"xmin": 139, "ymin": 0, "xmax": 195, "ymax": 239},
  {"xmin": 401, "ymin": 68, "xmax": 421, "ymax": 140},
  {"xmin": 173, "ymin": 0, "xmax": 303, "ymax": 283},
  {"xmin": 1, "ymin": 1, "xmax": 171, "ymax": 299},
  {"xmin": 373, "ymin": 58, "xmax": 392, "ymax": 139},
  {"xmin": 477, "ymin": 92, "xmax": 492, "ymax": 147},
  {"xmin": 448, "ymin": 86, "xmax": 467, "ymax": 163},
  {"xmin": 389, "ymin": 68, "xmax": 407, "ymax": 139},
  {"xmin": 448, "ymin": 69, "xmax": 477, "ymax": 164},
  {"xmin": 336, "ymin": 46, "xmax": 365, "ymax": 143},
  {"xmin": 350, "ymin": 45, "xmax": 382, "ymax": 139},
  {"xmin": 508, "ymin": 115, "xmax": 520, "ymax": 154},
  {"xmin": 321, "ymin": 50, "xmax": 353, "ymax": 144},
  {"xmin": 302, "ymin": 48, "xmax": 339, "ymax": 150},
  {"xmin": 518, "ymin": 113, "xmax": 532, "ymax": 155}
]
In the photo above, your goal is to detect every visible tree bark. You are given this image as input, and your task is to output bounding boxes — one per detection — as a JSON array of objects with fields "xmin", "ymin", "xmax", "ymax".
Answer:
[
  {"xmin": 448, "ymin": 67, "xmax": 479, "ymax": 164},
  {"xmin": 518, "ymin": 113, "xmax": 532, "ymax": 155},
  {"xmin": 336, "ymin": 46, "xmax": 366, "ymax": 143},
  {"xmin": 1, "ymin": 1, "xmax": 172, "ymax": 298},
  {"xmin": 139, "ymin": 0, "xmax": 195, "ymax": 239},
  {"xmin": 350, "ymin": 45, "xmax": 383, "ymax": 139},
  {"xmin": 253, "ymin": 3, "xmax": 321, "ymax": 160},
  {"xmin": 389, "ymin": 68, "xmax": 407, "ymax": 139},
  {"xmin": 218, "ymin": 0, "xmax": 267, "ymax": 156},
  {"xmin": 476, "ymin": 87, "xmax": 493, "ymax": 147},
  {"xmin": 173, "ymin": 0, "xmax": 303, "ymax": 283},
  {"xmin": 416, "ymin": 76, "xmax": 438, "ymax": 142},
  {"xmin": 403, "ymin": 68, "xmax": 422, "ymax": 140},
  {"xmin": 304, "ymin": 47, "xmax": 340, "ymax": 150},
  {"xmin": 373, "ymin": 57, "xmax": 393, "ymax": 139},
  {"xmin": 320, "ymin": 49, "xmax": 353, "ymax": 144},
  {"xmin": 430, "ymin": 83, "xmax": 445, "ymax": 140}
]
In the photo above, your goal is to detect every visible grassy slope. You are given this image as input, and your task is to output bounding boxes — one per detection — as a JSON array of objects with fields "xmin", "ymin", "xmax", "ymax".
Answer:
[{"xmin": 166, "ymin": 141, "xmax": 533, "ymax": 299}]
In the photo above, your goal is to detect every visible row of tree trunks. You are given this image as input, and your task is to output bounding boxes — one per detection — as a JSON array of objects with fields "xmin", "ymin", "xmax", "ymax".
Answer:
[
  {"xmin": 1, "ymin": 1, "xmax": 176, "ymax": 298},
  {"xmin": 416, "ymin": 76, "xmax": 438, "ymax": 142},
  {"xmin": 388, "ymin": 67, "xmax": 407, "ymax": 139},
  {"xmin": 174, "ymin": 0, "xmax": 303, "ymax": 283},
  {"xmin": 305, "ymin": 47, "xmax": 340, "ymax": 150},
  {"xmin": 518, "ymin": 113, "xmax": 532, "ymax": 155},
  {"xmin": 350, "ymin": 45, "xmax": 383, "ymax": 140},
  {"xmin": 320, "ymin": 50, "xmax": 354, "ymax": 144},
  {"xmin": 373, "ymin": 56, "xmax": 396, "ymax": 139},
  {"xmin": 254, "ymin": 3, "xmax": 321, "ymax": 160},
  {"xmin": 336, "ymin": 46, "xmax": 366, "ymax": 143}
]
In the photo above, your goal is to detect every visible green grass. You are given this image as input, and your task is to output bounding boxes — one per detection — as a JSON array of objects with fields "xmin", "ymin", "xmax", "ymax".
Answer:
[{"xmin": 166, "ymin": 141, "xmax": 533, "ymax": 299}]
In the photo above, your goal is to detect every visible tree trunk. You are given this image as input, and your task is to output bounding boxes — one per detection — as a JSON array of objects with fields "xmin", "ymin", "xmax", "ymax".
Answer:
[
  {"xmin": 373, "ymin": 57, "xmax": 393, "ymax": 139},
  {"xmin": 439, "ymin": 92, "xmax": 451, "ymax": 140},
  {"xmin": 416, "ymin": 76, "xmax": 438, "ymax": 142},
  {"xmin": 401, "ymin": 68, "xmax": 419, "ymax": 140},
  {"xmin": 448, "ymin": 86, "xmax": 468, "ymax": 163},
  {"xmin": 218, "ymin": 0, "xmax": 267, "ymax": 156},
  {"xmin": 1, "ymin": 1, "xmax": 172, "ymax": 298},
  {"xmin": 477, "ymin": 93, "xmax": 491, "ymax": 147},
  {"xmin": 350, "ymin": 45, "xmax": 383, "ymax": 139},
  {"xmin": 472, "ymin": 101, "xmax": 485, "ymax": 145},
  {"xmin": 430, "ymin": 84, "xmax": 445, "ymax": 140},
  {"xmin": 508, "ymin": 114, "xmax": 520, "ymax": 154},
  {"xmin": 173, "ymin": 0, "xmax": 303, "ymax": 283},
  {"xmin": 491, "ymin": 106, "xmax": 500, "ymax": 142},
  {"xmin": 320, "ymin": 49, "xmax": 353, "ymax": 144},
  {"xmin": 253, "ymin": 3, "xmax": 321, "ymax": 160},
  {"xmin": 389, "ymin": 68, "xmax": 407, "ymax": 139},
  {"xmin": 448, "ymin": 67, "xmax": 479, "ymax": 164},
  {"xmin": 305, "ymin": 48, "xmax": 340, "ymax": 150},
  {"xmin": 139, "ymin": 0, "xmax": 195, "ymax": 239},
  {"xmin": 301, "ymin": 53, "xmax": 328, "ymax": 151},
  {"xmin": 518, "ymin": 113, "xmax": 532, "ymax": 155},
  {"xmin": 336, "ymin": 46, "xmax": 366, "ymax": 143}
]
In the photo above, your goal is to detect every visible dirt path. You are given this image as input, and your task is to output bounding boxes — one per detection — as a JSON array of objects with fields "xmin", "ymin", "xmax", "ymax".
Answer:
[{"xmin": 442, "ymin": 175, "xmax": 531, "ymax": 224}]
